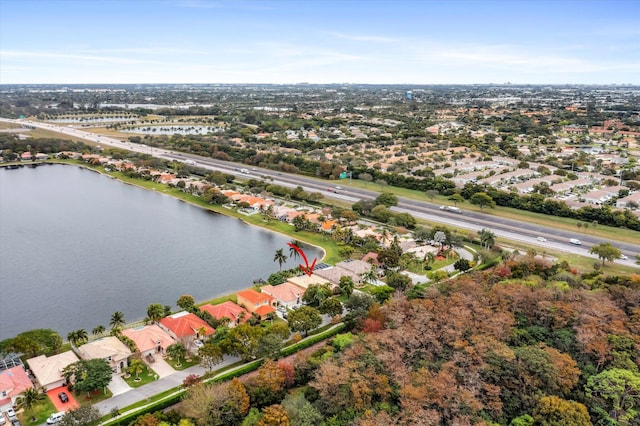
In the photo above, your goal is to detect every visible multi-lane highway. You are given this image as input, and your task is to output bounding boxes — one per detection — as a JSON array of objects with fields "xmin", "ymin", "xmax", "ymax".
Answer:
[{"xmin": 3, "ymin": 118, "xmax": 639, "ymax": 266}]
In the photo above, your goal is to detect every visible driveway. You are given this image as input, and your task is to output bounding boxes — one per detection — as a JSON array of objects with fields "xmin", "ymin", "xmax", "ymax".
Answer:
[
  {"xmin": 107, "ymin": 374, "xmax": 132, "ymax": 396},
  {"xmin": 145, "ymin": 356, "xmax": 175, "ymax": 379},
  {"xmin": 46, "ymin": 386, "xmax": 78, "ymax": 412}
]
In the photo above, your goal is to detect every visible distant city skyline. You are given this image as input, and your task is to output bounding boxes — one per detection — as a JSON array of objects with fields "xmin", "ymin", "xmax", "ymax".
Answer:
[{"xmin": 1, "ymin": 0, "xmax": 639, "ymax": 85}]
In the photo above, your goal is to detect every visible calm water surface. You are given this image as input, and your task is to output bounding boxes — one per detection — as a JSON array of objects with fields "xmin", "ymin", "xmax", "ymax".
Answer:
[{"xmin": 0, "ymin": 165, "xmax": 319, "ymax": 340}]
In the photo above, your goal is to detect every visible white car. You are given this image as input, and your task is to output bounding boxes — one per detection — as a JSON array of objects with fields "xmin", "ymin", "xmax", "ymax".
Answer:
[
  {"xmin": 193, "ymin": 340, "xmax": 204, "ymax": 349},
  {"xmin": 536, "ymin": 236, "xmax": 547, "ymax": 242},
  {"xmin": 5, "ymin": 409, "xmax": 16, "ymax": 421},
  {"xmin": 620, "ymin": 254, "xmax": 628, "ymax": 260}
]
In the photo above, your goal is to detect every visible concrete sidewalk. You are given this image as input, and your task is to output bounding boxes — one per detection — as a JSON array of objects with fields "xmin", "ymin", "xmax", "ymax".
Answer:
[{"xmin": 94, "ymin": 355, "xmax": 239, "ymax": 417}]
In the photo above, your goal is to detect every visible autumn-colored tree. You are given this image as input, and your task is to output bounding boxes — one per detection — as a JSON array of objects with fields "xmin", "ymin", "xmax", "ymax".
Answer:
[
  {"xmin": 362, "ymin": 318, "xmax": 383, "ymax": 333},
  {"xmin": 252, "ymin": 359, "xmax": 287, "ymax": 405},
  {"xmin": 224, "ymin": 378, "xmax": 250, "ymax": 424},
  {"xmin": 257, "ymin": 404, "xmax": 290, "ymax": 426},
  {"xmin": 131, "ymin": 413, "xmax": 161, "ymax": 426},
  {"xmin": 532, "ymin": 395, "xmax": 592, "ymax": 426},
  {"xmin": 180, "ymin": 380, "xmax": 248, "ymax": 426},
  {"xmin": 182, "ymin": 373, "xmax": 200, "ymax": 388},
  {"xmin": 277, "ymin": 360, "xmax": 295, "ymax": 387}
]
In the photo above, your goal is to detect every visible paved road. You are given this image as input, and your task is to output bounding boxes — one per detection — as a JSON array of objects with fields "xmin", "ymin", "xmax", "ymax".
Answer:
[{"xmin": 3, "ymin": 118, "xmax": 639, "ymax": 267}]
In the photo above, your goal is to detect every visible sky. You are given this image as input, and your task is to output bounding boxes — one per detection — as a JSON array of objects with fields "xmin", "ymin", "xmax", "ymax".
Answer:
[{"xmin": 1, "ymin": 0, "xmax": 639, "ymax": 85}]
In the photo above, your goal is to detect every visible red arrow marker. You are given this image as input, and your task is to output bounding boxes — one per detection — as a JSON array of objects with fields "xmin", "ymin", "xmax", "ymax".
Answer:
[{"xmin": 287, "ymin": 242, "xmax": 317, "ymax": 277}]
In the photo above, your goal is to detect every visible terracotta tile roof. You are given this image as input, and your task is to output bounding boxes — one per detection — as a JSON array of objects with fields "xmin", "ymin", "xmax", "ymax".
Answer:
[
  {"xmin": 159, "ymin": 311, "xmax": 215, "ymax": 339},
  {"xmin": 255, "ymin": 305, "xmax": 276, "ymax": 317},
  {"xmin": 237, "ymin": 289, "xmax": 275, "ymax": 305},
  {"xmin": 122, "ymin": 324, "xmax": 176, "ymax": 353},
  {"xmin": 321, "ymin": 220, "xmax": 338, "ymax": 231},
  {"xmin": 200, "ymin": 301, "xmax": 249, "ymax": 323},
  {"xmin": 0, "ymin": 366, "xmax": 32, "ymax": 404}
]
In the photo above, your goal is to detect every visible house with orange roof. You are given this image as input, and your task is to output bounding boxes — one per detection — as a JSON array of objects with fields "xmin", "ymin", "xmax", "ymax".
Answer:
[
  {"xmin": 20, "ymin": 151, "xmax": 33, "ymax": 161},
  {"xmin": 200, "ymin": 301, "xmax": 250, "ymax": 327},
  {"xmin": 77, "ymin": 336, "xmax": 132, "ymax": 374},
  {"xmin": 121, "ymin": 324, "xmax": 176, "ymax": 358},
  {"xmin": 238, "ymin": 195, "xmax": 274, "ymax": 210},
  {"xmin": 158, "ymin": 173, "xmax": 177, "ymax": 183},
  {"xmin": 260, "ymin": 282, "xmax": 305, "ymax": 308},
  {"xmin": 236, "ymin": 289, "xmax": 276, "ymax": 319},
  {"xmin": 0, "ymin": 366, "xmax": 33, "ymax": 408},
  {"xmin": 158, "ymin": 312, "xmax": 215, "ymax": 346},
  {"xmin": 320, "ymin": 219, "xmax": 338, "ymax": 233},
  {"xmin": 27, "ymin": 351, "xmax": 79, "ymax": 390}
]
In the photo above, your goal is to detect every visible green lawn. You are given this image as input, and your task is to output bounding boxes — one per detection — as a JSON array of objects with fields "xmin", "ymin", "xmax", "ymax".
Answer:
[
  {"xmin": 73, "ymin": 387, "xmax": 113, "ymax": 406},
  {"xmin": 20, "ymin": 399, "xmax": 57, "ymax": 425},
  {"xmin": 165, "ymin": 355, "xmax": 200, "ymax": 370},
  {"xmin": 123, "ymin": 364, "xmax": 159, "ymax": 388}
]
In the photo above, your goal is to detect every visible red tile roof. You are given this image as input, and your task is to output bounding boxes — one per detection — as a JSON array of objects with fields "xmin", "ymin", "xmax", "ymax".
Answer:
[
  {"xmin": 237, "ymin": 289, "xmax": 275, "ymax": 305},
  {"xmin": 0, "ymin": 366, "xmax": 32, "ymax": 405},
  {"xmin": 200, "ymin": 301, "xmax": 249, "ymax": 323},
  {"xmin": 255, "ymin": 305, "xmax": 276, "ymax": 317},
  {"xmin": 159, "ymin": 312, "xmax": 215, "ymax": 339}
]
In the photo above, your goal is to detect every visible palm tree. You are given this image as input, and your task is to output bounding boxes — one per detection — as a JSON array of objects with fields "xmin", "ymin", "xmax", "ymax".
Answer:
[
  {"xmin": 16, "ymin": 387, "xmax": 45, "ymax": 421},
  {"xmin": 167, "ymin": 343, "xmax": 186, "ymax": 367},
  {"xmin": 67, "ymin": 329, "xmax": 88, "ymax": 346},
  {"xmin": 273, "ymin": 248, "xmax": 288, "ymax": 271},
  {"xmin": 127, "ymin": 358, "xmax": 145, "ymax": 381},
  {"xmin": 92, "ymin": 325, "xmax": 106, "ymax": 337},
  {"xmin": 478, "ymin": 228, "xmax": 496, "ymax": 249},
  {"xmin": 289, "ymin": 240, "xmax": 303, "ymax": 261},
  {"xmin": 146, "ymin": 303, "xmax": 165, "ymax": 323},
  {"xmin": 197, "ymin": 326, "xmax": 208, "ymax": 341},
  {"xmin": 110, "ymin": 311, "xmax": 125, "ymax": 332},
  {"xmin": 422, "ymin": 252, "xmax": 435, "ymax": 271}
]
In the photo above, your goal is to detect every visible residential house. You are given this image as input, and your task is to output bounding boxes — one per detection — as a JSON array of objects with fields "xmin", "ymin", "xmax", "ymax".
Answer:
[
  {"xmin": 314, "ymin": 266, "xmax": 360, "ymax": 287},
  {"xmin": 582, "ymin": 189, "xmax": 614, "ymax": 205},
  {"xmin": 200, "ymin": 301, "xmax": 250, "ymax": 327},
  {"xmin": 35, "ymin": 153, "xmax": 49, "ymax": 160},
  {"xmin": 20, "ymin": 152, "xmax": 32, "ymax": 161},
  {"xmin": 260, "ymin": 282, "xmax": 305, "ymax": 308},
  {"xmin": 158, "ymin": 311, "xmax": 215, "ymax": 345},
  {"xmin": 0, "ymin": 366, "xmax": 32, "ymax": 409},
  {"xmin": 121, "ymin": 324, "xmax": 176, "ymax": 358},
  {"xmin": 27, "ymin": 351, "xmax": 79, "ymax": 390},
  {"xmin": 616, "ymin": 191, "xmax": 640, "ymax": 209},
  {"xmin": 286, "ymin": 274, "xmax": 332, "ymax": 290},
  {"xmin": 77, "ymin": 336, "xmax": 132, "ymax": 374},
  {"xmin": 236, "ymin": 289, "xmax": 276, "ymax": 319}
]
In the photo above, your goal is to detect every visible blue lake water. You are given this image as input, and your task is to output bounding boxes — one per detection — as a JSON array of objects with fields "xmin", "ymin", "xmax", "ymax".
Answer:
[{"xmin": 0, "ymin": 164, "xmax": 319, "ymax": 340}]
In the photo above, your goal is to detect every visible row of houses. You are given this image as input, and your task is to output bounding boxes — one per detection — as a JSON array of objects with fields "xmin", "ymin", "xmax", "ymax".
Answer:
[{"xmin": 6, "ymin": 261, "xmax": 374, "ymax": 401}]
